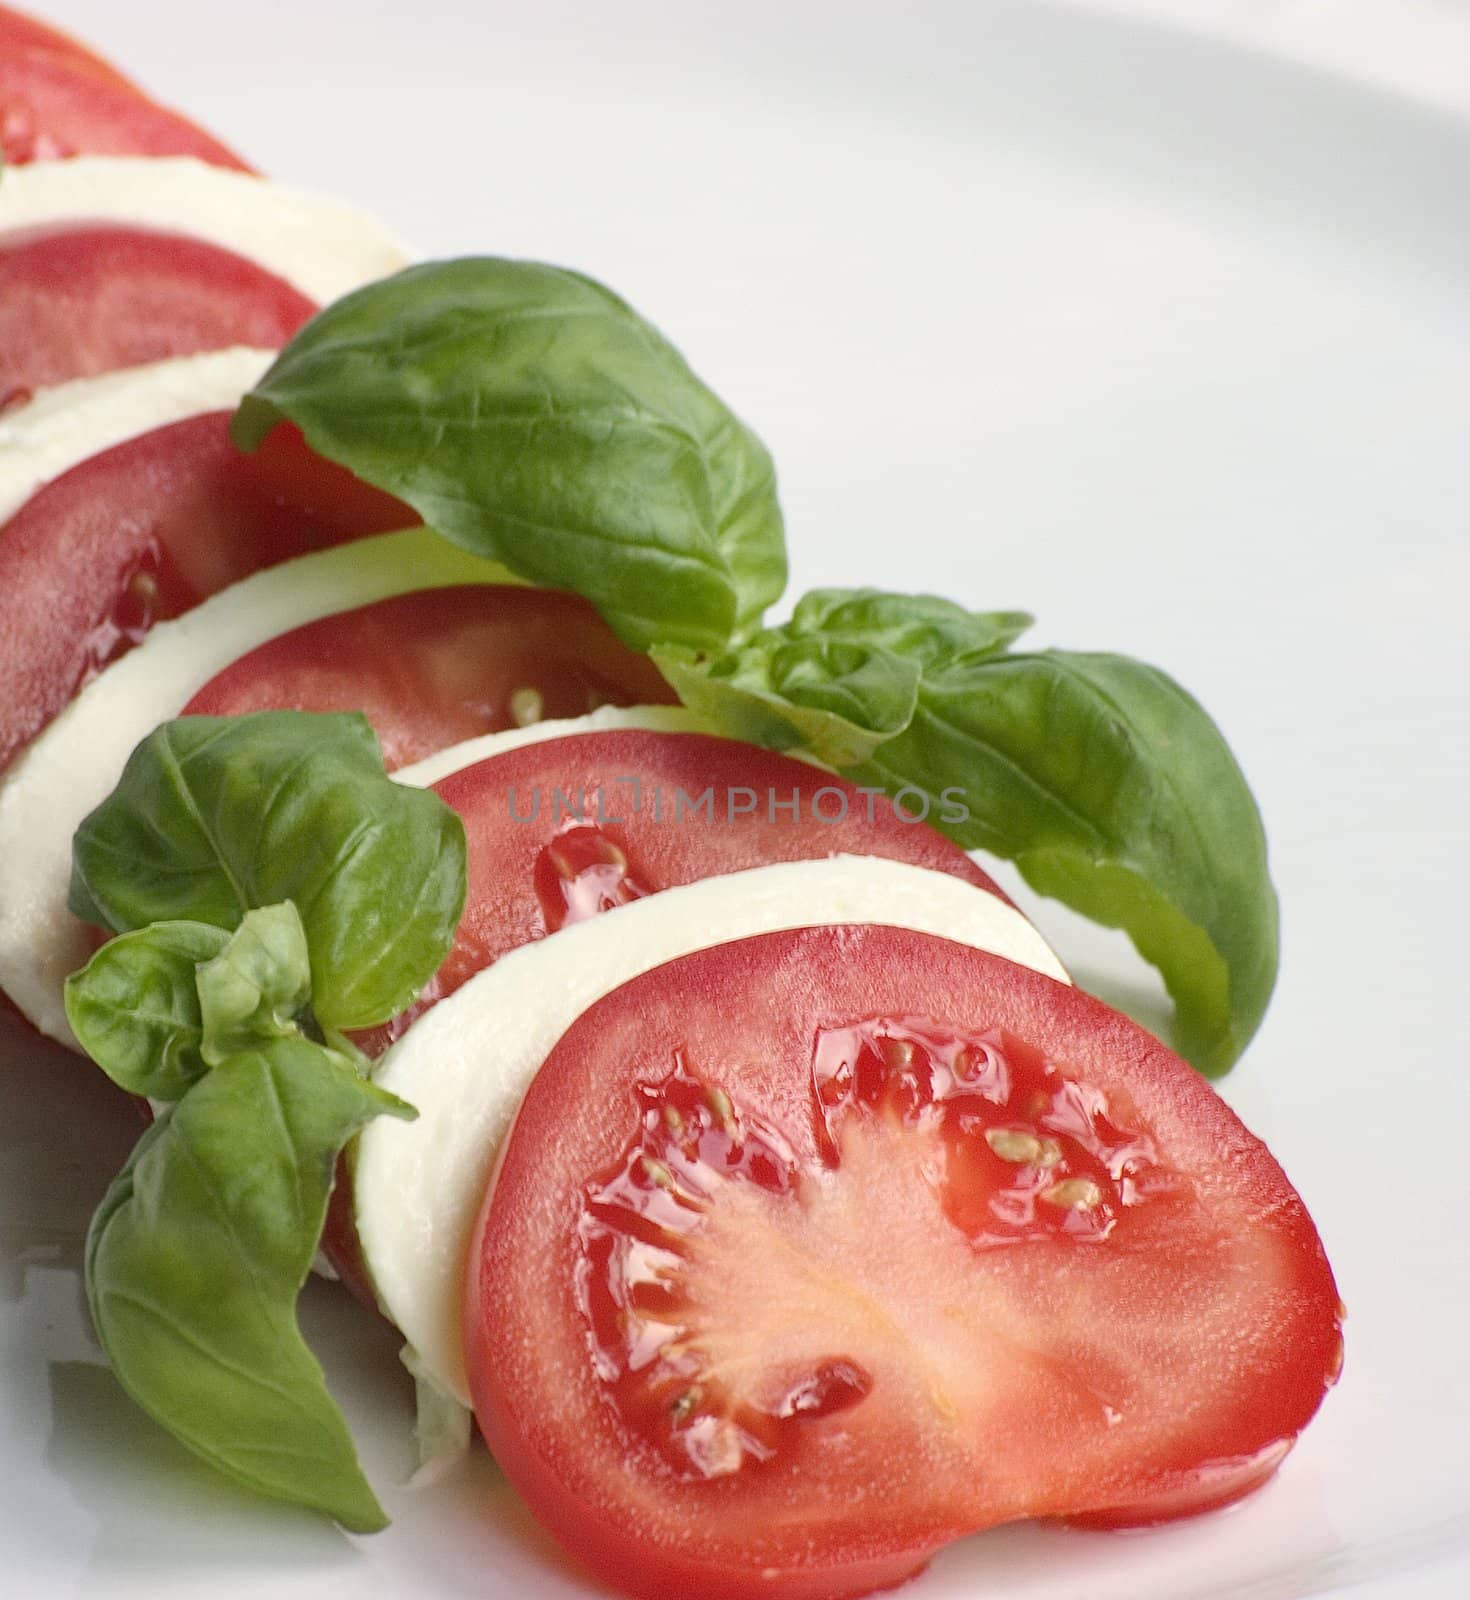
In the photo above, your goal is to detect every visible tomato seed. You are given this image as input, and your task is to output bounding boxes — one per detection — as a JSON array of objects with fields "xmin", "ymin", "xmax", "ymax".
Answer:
[{"xmin": 1041, "ymin": 1178, "xmax": 1104, "ymax": 1210}]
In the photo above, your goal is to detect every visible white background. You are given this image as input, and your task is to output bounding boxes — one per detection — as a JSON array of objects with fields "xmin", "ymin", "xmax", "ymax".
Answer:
[{"xmin": 3, "ymin": 2, "xmax": 1469, "ymax": 1596}]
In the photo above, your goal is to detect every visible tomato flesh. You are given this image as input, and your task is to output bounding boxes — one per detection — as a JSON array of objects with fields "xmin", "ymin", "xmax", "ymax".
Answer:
[
  {"xmin": 0, "ymin": 44, "xmax": 249, "ymax": 168},
  {"xmin": 0, "ymin": 225, "xmax": 314, "ymax": 400},
  {"xmin": 0, "ymin": 414, "xmax": 411, "ymax": 776},
  {"xmin": 182, "ymin": 587, "xmax": 679, "ymax": 772},
  {"xmin": 468, "ymin": 927, "xmax": 1341, "ymax": 1600}
]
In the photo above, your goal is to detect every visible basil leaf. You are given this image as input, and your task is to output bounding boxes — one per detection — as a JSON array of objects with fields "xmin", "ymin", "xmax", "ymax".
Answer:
[
  {"xmin": 787, "ymin": 588, "xmax": 1033, "ymax": 668},
  {"xmin": 855, "ymin": 651, "xmax": 1276, "ymax": 1076},
  {"xmin": 86, "ymin": 1037, "xmax": 413, "ymax": 1530},
  {"xmin": 69, "ymin": 712, "xmax": 467, "ymax": 1031},
  {"xmin": 232, "ymin": 259, "xmax": 787, "ymax": 653},
  {"xmin": 654, "ymin": 588, "xmax": 1031, "ymax": 766},
  {"xmin": 196, "ymin": 902, "xmax": 312, "ymax": 1066},
  {"xmin": 63, "ymin": 921, "xmax": 229, "ymax": 1100},
  {"xmin": 653, "ymin": 638, "xmax": 918, "ymax": 767},
  {"xmin": 663, "ymin": 589, "xmax": 1275, "ymax": 1075}
]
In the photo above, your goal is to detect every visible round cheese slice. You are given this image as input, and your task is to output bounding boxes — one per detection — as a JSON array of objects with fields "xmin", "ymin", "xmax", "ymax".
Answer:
[
  {"xmin": 0, "ymin": 156, "xmax": 408, "ymax": 305},
  {"xmin": 0, "ymin": 528, "xmax": 511, "ymax": 1045},
  {"xmin": 356, "ymin": 854, "xmax": 1069, "ymax": 1403}
]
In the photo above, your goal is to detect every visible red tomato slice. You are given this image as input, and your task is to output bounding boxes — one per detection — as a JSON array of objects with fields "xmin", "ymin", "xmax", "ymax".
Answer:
[
  {"xmin": 324, "ymin": 731, "xmax": 1014, "ymax": 1310},
  {"xmin": 0, "ymin": 414, "xmax": 411, "ymax": 775},
  {"xmin": 0, "ymin": 6, "xmax": 136, "ymax": 87},
  {"xmin": 0, "ymin": 46, "xmax": 249, "ymax": 168},
  {"xmin": 181, "ymin": 587, "xmax": 680, "ymax": 771},
  {"xmin": 0, "ymin": 225, "xmax": 314, "ymax": 400},
  {"xmin": 468, "ymin": 926, "xmax": 1342, "ymax": 1600},
  {"xmin": 366, "ymin": 730, "xmax": 1010, "ymax": 1050}
]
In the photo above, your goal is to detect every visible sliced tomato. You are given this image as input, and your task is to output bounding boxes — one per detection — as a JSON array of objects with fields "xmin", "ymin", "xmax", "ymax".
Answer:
[
  {"xmin": 0, "ymin": 45, "xmax": 249, "ymax": 168},
  {"xmin": 468, "ymin": 926, "xmax": 1342, "ymax": 1600},
  {"xmin": 181, "ymin": 587, "xmax": 679, "ymax": 771},
  {"xmin": 0, "ymin": 415, "xmax": 411, "ymax": 775},
  {"xmin": 0, "ymin": 6, "xmax": 136, "ymax": 86},
  {"xmin": 326, "ymin": 731, "xmax": 1014, "ymax": 1310},
  {"xmin": 362, "ymin": 730, "xmax": 1009, "ymax": 1051},
  {"xmin": 0, "ymin": 226, "xmax": 314, "ymax": 399}
]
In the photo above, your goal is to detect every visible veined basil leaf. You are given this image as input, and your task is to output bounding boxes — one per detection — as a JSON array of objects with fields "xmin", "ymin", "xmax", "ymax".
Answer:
[
  {"xmin": 653, "ymin": 637, "xmax": 918, "ymax": 767},
  {"xmin": 86, "ymin": 1038, "xmax": 414, "ymax": 1530},
  {"xmin": 663, "ymin": 589, "xmax": 1276, "ymax": 1075},
  {"xmin": 69, "ymin": 712, "xmax": 466, "ymax": 1031},
  {"xmin": 196, "ymin": 902, "xmax": 312, "ymax": 1066},
  {"xmin": 232, "ymin": 259, "xmax": 787, "ymax": 653},
  {"xmin": 855, "ymin": 651, "xmax": 1277, "ymax": 1076},
  {"xmin": 63, "ymin": 921, "xmax": 229, "ymax": 1100},
  {"xmin": 786, "ymin": 588, "xmax": 1033, "ymax": 668}
]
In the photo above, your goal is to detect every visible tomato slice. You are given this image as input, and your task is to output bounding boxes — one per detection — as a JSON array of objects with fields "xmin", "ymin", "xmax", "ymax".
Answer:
[
  {"xmin": 181, "ymin": 587, "xmax": 680, "ymax": 770},
  {"xmin": 0, "ymin": 6, "xmax": 136, "ymax": 87},
  {"xmin": 366, "ymin": 730, "xmax": 1010, "ymax": 1050},
  {"xmin": 0, "ymin": 225, "xmax": 314, "ymax": 399},
  {"xmin": 0, "ymin": 415, "xmax": 411, "ymax": 775},
  {"xmin": 468, "ymin": 926, "xmax": 1342, "ymax": 1600},
  {"xmin": 0, "ymin": 44, "xmax": 249, "ymax": 168}
]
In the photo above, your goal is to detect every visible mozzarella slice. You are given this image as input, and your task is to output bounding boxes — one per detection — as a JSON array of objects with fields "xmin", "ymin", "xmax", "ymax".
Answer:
[
  {"xmin": 0, "ymin": 156, "xmax": 408, "ymax": 304},
  {"xmin": 356, "ymin": 855, "xmax": 1069, "ymax": 1403},
  {"xmin": 393, "ymin": 704, "xmax": 711, "ymax": 789},
  {"xmin": 0, "ymin": 528, "xmax": 514, "ymax": 1045},
  {"xmin": 0, "ymin": 347, "xmax": 276, "ymax": 528}
]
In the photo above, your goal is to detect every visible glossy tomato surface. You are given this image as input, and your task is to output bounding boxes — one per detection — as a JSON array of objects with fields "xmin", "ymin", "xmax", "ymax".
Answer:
[
  {"xmin": 363, "ymin": 729, "xmax": 1009, "ymax": 1051},
  {"xmin": 182, "ymin": 586, "xmax": 679, "ymax": 770},
  {"xmin": 0, "ymin": 225, "xmax": 313, "ymax": 400},
  {"xmin": 0, "ymin": 415, "xmax": 410, "ymax": 775},
  {"xmin": 0, "ymin": 40, "xmax": 249, "ymax": 168},
  {"xmin": 468, "ymin": 926, "xmax": 1342, "ymax": 1600}
]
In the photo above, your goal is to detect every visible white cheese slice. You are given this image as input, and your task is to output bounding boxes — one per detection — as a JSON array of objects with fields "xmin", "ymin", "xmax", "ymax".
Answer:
[
  {"xmin": 356, "ymin": 854, "xmax": 1069, "ymax": 1404},
  {"xmin": 0, "ymin": 156, "xmax": 408, "ymax": 305},
  {"xmin": 393, "ymin": 704, "xmax": 712, "ymax": 789},
  {"xmin": 0, "ymin": 347, "xmax": 275, "ymax": 528},
  {"xmin": 0, "ymin": 528, "xmax": 514, "ymax": 1046}
]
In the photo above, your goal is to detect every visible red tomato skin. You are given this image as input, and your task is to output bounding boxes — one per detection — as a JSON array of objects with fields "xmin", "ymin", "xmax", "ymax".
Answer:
[
  {"xmin": 0, "ymin": 7, "xmax": 139, "ymax": 88},
  {"xmin": 181, "ymin": 587, "xmax": 680, "ymax": 771},
  {"xmin": 0, "ymin": 225, "xmax": 314, "ymax": 399},
  {"xmin": 351, "ymin": 730, "xmax": 1011, "ymax": 1056},
  {"xmin": 0, "ymin": 413, "xmax": 412, "ymax": 778},
  {"xmin": 0, "ymin": 46, "xmax": 249, "ymax": 168},
  {"xmin": 324, "ymin": 727, "xmax": 1008, "ymax": 1306},
  {"xmin": 467, "ymin": 928, "xmax": 1341, "ymax": 1600}
]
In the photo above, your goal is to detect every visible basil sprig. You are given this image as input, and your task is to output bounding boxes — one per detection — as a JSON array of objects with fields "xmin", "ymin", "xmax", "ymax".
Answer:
[
  {"xmin": 70, "ymin": 711, "xmax": 466, "ymax": 1030},
  {"xmin": 232, "ymin": 264, "xmax": 1279, "ymax": 1075},
  {"xmin": 64, "ymin": 712, "xmax": 467, "ymax": 1528},
  {"xmin": 659, "ymin": 592, "xmax": 1276, "ymax": 1076}
]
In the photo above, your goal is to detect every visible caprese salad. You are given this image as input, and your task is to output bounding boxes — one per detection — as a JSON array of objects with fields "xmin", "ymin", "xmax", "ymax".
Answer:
[{"xmin": 0, "ymin": 10, "xmax": 1343, "ymax": 1599}]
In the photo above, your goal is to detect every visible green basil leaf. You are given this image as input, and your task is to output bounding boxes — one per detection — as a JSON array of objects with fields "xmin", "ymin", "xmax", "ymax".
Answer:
[
  {"xmin": 653, "ymin": 637, "xmax": 918, "ymax": 767},
  {"xmin": 659, "ymin": 587, "xmax": 1275, "ymax": 1074},
  {"xmin": 85, "ymin": 1038, "xmax": 413, "ymax": 1531},
  {"xmin": 787, "ymin": 588, "xmax": 1033, "ymax": 668},
  {"xmin": 63, "ymin": 921, "xmax": 229, "ymax": 1100},
  {"xmin": 854, "ymin": 650, "xmax": 1277, "ymax": 1076},
  {"xmin": 232, "ymin": 259, "xmax": 787, "ymax": 653},
  {"xmin": 196, "ymin": 903, "xmax": 312, "ymax": 1066},
  {"xmin": 654, "ymin": 588, "xmax": 1032, "ymax": 766},
  {"xmin": 69, "ymin": 711, "xmax": 467, "ymax": 1031}
]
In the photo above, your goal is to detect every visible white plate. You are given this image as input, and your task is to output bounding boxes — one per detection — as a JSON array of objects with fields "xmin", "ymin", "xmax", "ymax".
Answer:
[{"xmin": 5, "ymin": 1, "xmax": 1469, "ymax": 1595}]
